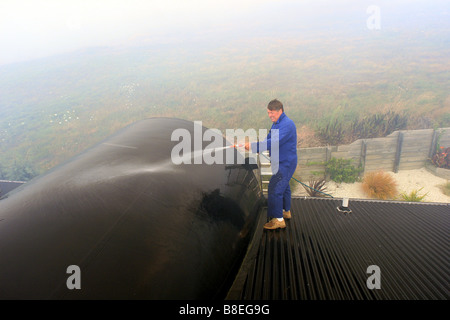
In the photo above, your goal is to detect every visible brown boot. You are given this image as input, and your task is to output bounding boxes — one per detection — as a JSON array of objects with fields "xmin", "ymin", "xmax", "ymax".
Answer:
[
  {"xmin": 263, "ymin": 218, "xmax": 286, "ymax": 230},
  {"xmin": 283, "ymin": 210, "xmax": 291, "ymax": 219}
]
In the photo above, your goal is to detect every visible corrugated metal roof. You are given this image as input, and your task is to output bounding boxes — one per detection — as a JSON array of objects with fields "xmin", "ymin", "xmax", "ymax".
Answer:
[
  {"xmin": 227, "ymin": 197, "xmax": 449, "ymax": 300},
  {"xmin": 0, "ymin": 180, "xmax": 25, "ymax": 198}
]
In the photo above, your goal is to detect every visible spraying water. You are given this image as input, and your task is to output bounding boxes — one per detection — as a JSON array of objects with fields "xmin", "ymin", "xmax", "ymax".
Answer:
[
  {"xmin": 82, "ymin": 143, "xmax": 246, "ymax": 185},
  {"xmin": 184, "ymin": 144, "xmax": 244, "ymax": 163},
  {"xmin": 201, "ymin": 144, "xmax": 244, "ymax": 159}
]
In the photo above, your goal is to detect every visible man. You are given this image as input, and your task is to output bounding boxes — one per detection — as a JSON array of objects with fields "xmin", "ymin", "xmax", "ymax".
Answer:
[{"xmin": 245, "ymin": 99, "xmax": 298, "ymax": 230}]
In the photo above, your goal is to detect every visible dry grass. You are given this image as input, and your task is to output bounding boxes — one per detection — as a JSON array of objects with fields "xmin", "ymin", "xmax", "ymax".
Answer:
[
  {"xmin": 361, "ymin": 170, "xmax": 399, "ymax": 200},
  {"xmin": 297, "ymin": 125, "xmax": 322, "ymax": 148}
]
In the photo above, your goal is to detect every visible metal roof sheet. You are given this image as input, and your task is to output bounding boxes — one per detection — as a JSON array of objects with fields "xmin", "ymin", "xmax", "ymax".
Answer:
[
  {"xmin": 227, "ymin": 197, "xmax": 449, "ymax": 300},
  {"xmin": 0, "ymin": 180, "xmax": 25, "ymax": 197}
]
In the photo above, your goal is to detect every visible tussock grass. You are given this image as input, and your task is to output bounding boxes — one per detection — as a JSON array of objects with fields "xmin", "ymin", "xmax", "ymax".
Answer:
[{"xmin": 361, "ymin": 170, "xmax": 399, "ymax": 200}]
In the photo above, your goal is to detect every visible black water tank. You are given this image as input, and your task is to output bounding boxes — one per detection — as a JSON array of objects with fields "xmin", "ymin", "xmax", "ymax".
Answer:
[{"xmin": 0, "ymin": 118, "xmax": 264, "ymax": 299}]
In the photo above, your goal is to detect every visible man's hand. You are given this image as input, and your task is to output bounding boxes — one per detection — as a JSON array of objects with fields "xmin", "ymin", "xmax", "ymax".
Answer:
[{"xmin": 244, "ymin": 142, "xmax": 250, "ymax": 151}]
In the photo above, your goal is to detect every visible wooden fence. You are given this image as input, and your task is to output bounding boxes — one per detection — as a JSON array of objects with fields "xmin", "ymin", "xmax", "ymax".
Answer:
[{"xmin": 296, "ymin": 127, "xmax": 450, "ymax": 181}]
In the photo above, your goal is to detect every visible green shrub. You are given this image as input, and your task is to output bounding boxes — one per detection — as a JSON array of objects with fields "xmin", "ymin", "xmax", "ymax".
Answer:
[
  {"xmin": 349, "ymin": 110, "xmax": 408, "ymax": 141},
  {"xmin": 325, "ymin": 157, "xmax": 363, "ymax": 183},
  {"xmin": 316, "ymin": 110, "xmax": 410, "ymax": 146},
  {"xmin": 400, "ymin": 187, "xmax": 428, "ymax": 202}
]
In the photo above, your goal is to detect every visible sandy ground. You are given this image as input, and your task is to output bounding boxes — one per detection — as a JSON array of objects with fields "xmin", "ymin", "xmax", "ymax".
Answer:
[{"xmin": 292, "ymin": 168, "xmax": 450, "ymax": 204}]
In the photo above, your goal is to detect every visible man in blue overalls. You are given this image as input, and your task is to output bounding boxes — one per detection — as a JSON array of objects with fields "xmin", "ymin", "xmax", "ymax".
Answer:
[{"xmin": 245, "ymin": 99, "xmax": 298, "ymax": 230}]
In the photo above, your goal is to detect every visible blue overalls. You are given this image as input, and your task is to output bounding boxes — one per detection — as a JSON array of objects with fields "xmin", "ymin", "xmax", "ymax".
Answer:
[{"xmin": 251, "ymin": 113, "xmax": 298, "ymax": 219}]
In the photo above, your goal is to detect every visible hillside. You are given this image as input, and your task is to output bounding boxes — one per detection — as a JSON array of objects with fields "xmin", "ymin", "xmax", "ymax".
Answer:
[{"xmin": 0, "ymin": 29, "xmax": 449, "ymax": 180}]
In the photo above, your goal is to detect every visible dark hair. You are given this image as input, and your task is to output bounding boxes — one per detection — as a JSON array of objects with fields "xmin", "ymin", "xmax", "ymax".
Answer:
[{"xmin": 267, "ymin": 99, "xmax": 284, "ymax": 112}]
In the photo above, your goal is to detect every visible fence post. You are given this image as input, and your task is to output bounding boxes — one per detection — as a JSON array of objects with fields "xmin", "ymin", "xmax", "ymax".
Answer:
[
  {"xmin": 360, "ymin": 140, "xmax": 366, "ymax": 174},
  {"xmin": 393, "ymin": 132, "xmax": 404, "ymax": 173},
  {"xmin": 428, "ymin": 129, "xmax": 438, "ymax": 158},
  {"xmin": 326, "ymin": 146, "xmax": 332, "ymax": 162}
]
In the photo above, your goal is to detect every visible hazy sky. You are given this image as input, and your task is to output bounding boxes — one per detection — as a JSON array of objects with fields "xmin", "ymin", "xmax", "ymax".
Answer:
[{"xmin": 0, "ymin": 0, "xmax": 448, "ymax": 66}]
